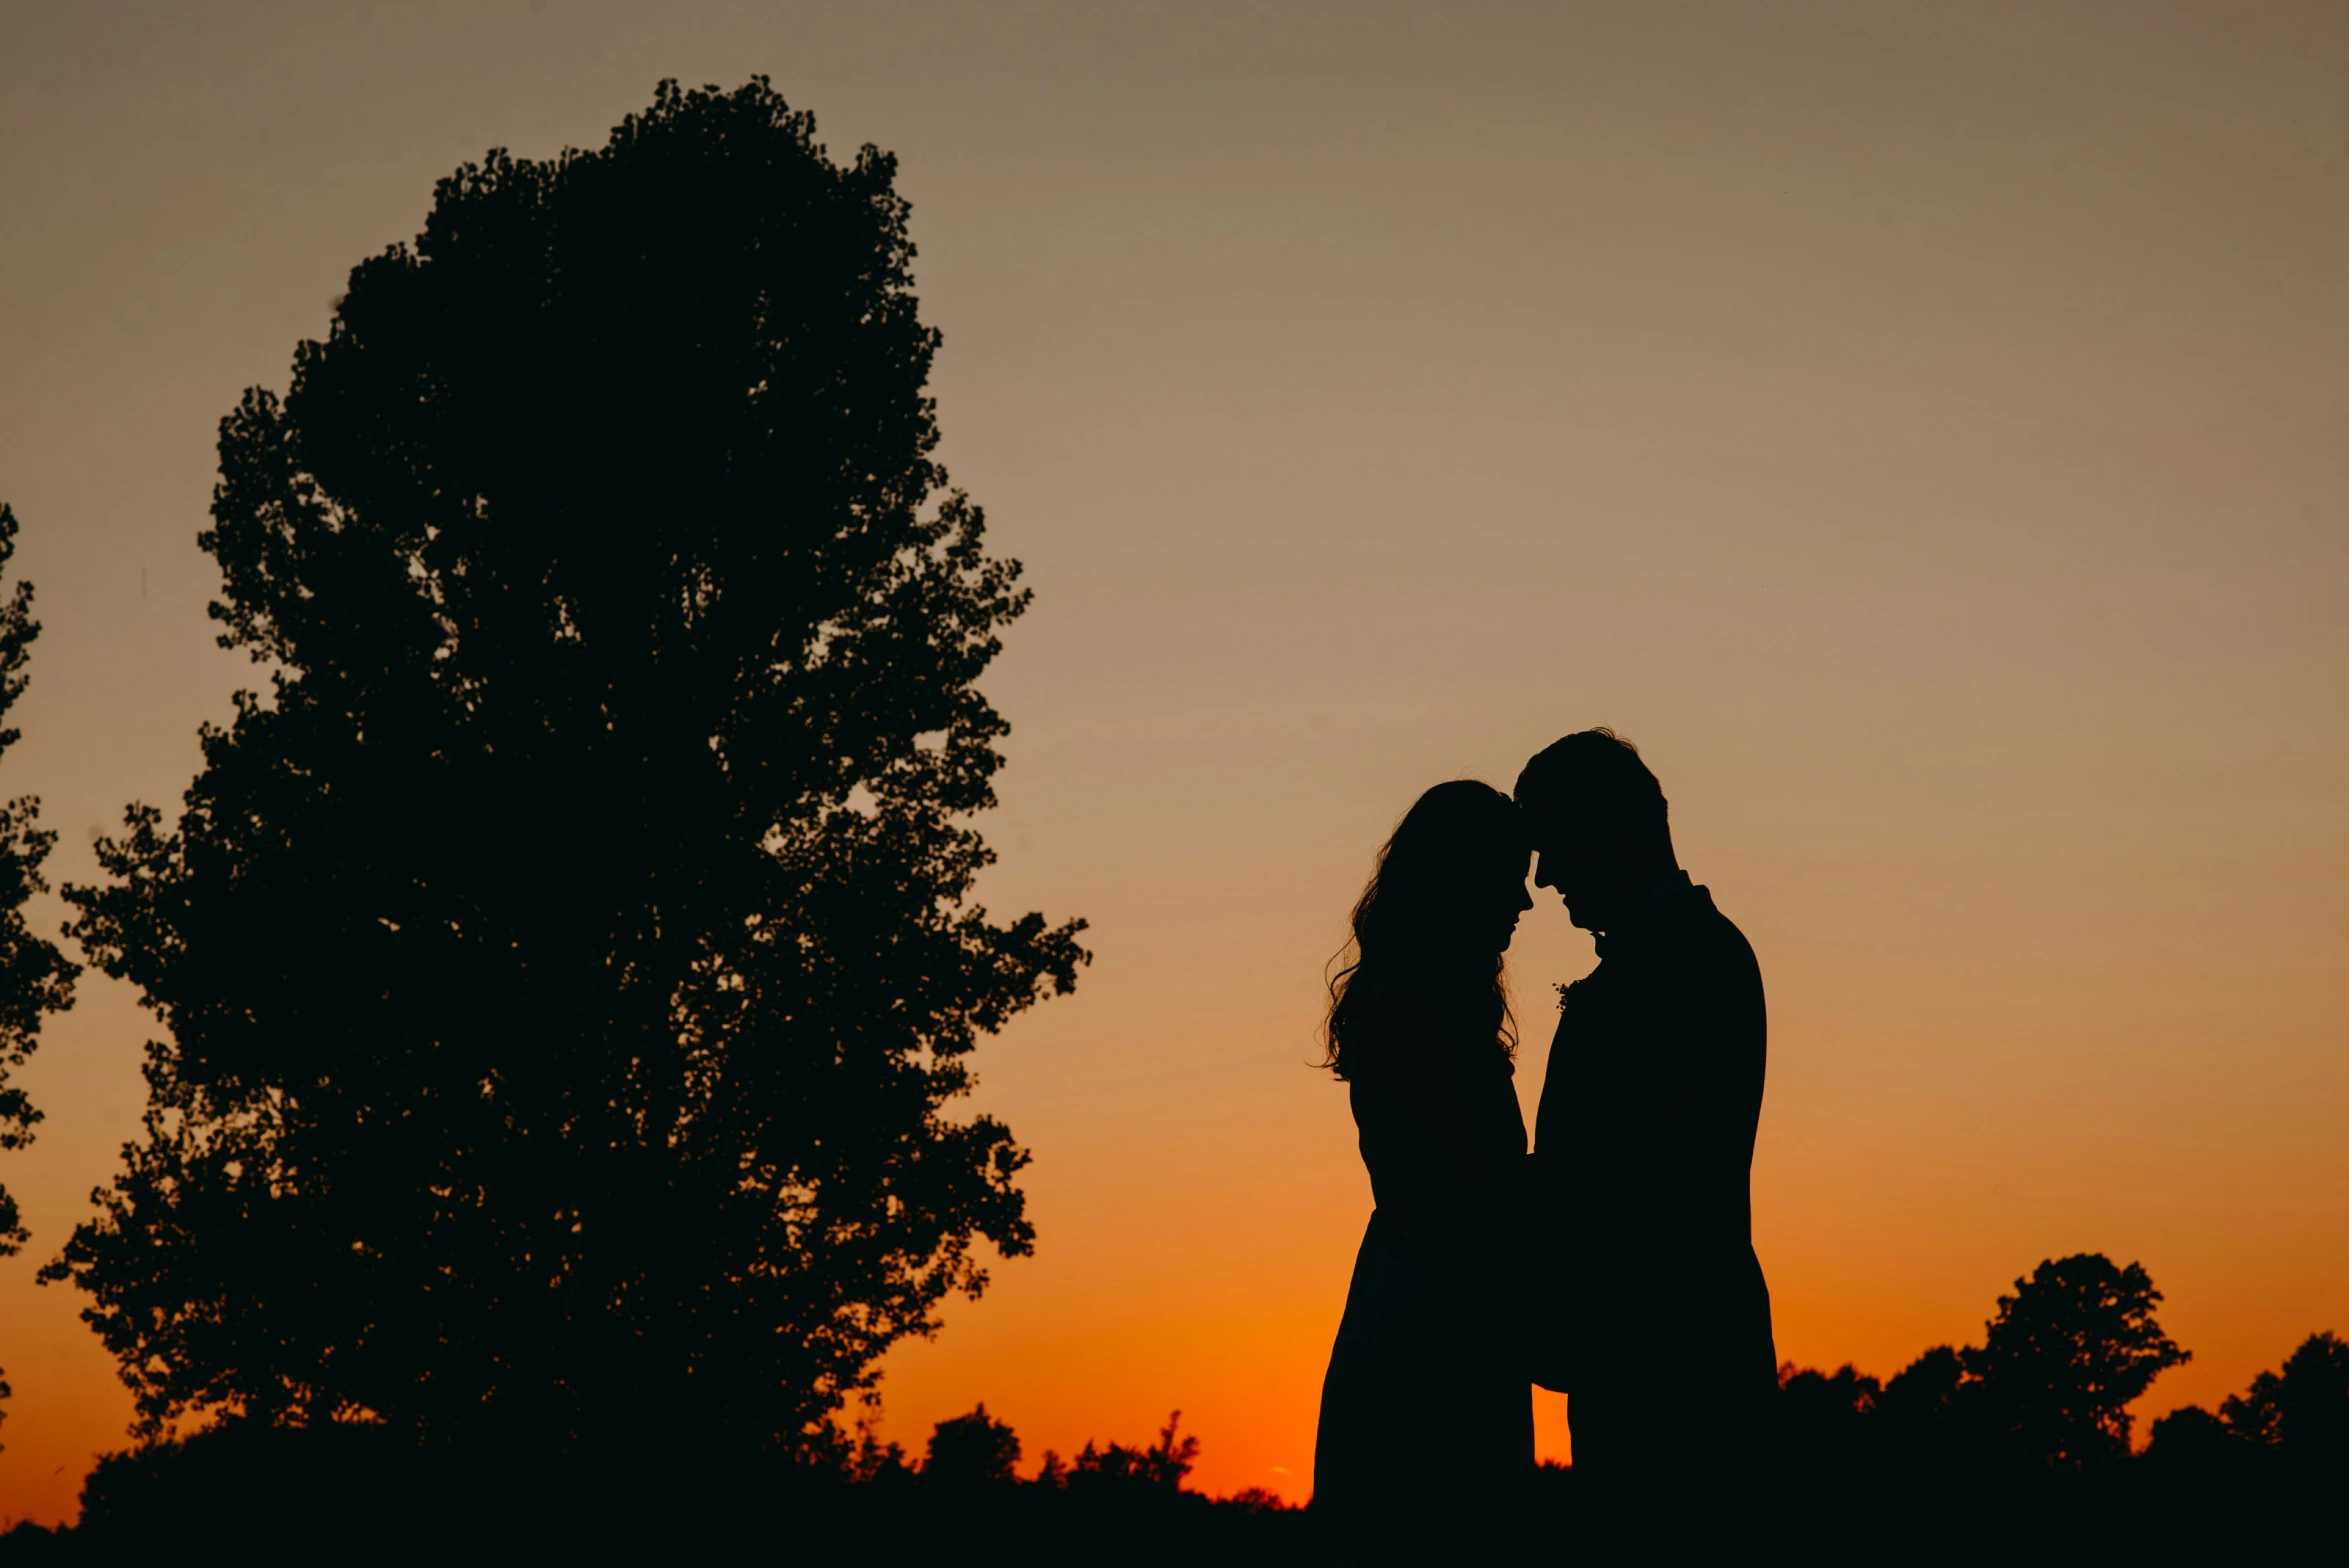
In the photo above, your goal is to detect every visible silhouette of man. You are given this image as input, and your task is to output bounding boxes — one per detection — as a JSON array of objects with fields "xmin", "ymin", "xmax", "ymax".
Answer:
[{"xmin": 1515, "ymin": 730, "xmax": 1775, "ymax": 1538}]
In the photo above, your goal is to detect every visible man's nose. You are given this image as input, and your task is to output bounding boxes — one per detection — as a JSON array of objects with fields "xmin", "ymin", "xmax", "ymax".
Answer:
[{"xmin": 1531, "ymin": 854, "xmax": 1555, "ymax": 889}]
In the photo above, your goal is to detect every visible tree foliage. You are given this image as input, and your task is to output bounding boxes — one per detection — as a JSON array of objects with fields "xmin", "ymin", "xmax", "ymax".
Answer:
[
  {"xmin": 0, "ymin": 504, "xmax": 79, "ymax": 1258},
  {"xmin": 1063, "ymin": 1411, "xmax": 1200, "ymax": 1492},
  {"xmin": 44, "ymin": 79, "xmax": 1085, "ymax": 1455},
  {"xmin": 1776, "ymin": 1361, "xmax": 1880, "ymax": 1466},
  {"xmin": 924, "ymin": 1401, "xmax": 1022, "ymax": 1486},
  {"xmin": 1962, "ymin": 1253, "xmax": 2188, "ymax": 1467},
  {"xmin": 2147, "ymin": 1329, "xmax": 2349, "ymax": 1466}
]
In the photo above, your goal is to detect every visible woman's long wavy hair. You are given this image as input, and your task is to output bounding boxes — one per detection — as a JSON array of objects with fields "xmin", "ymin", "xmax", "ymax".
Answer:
[{"xmin": 1320, "ymin": 779, "xmax": 1529, "ymax": 1082}]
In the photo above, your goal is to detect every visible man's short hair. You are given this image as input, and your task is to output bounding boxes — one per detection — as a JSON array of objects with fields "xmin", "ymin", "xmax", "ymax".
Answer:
[{"xmin": 1515, "ymin": 728, "xmax": 1669, "ymax": 834}]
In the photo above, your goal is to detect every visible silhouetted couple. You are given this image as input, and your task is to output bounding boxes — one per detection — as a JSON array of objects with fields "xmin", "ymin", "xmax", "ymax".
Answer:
[{"xmin": 1312, "ymin": 731, "xmax": 1776, "ymax": 1564}]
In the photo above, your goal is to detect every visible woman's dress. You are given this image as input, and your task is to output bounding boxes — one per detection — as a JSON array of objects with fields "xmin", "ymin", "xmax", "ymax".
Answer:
[{"xmin": 1312, "ymin": 981, "xmax": 1532, "ymax": 1566}]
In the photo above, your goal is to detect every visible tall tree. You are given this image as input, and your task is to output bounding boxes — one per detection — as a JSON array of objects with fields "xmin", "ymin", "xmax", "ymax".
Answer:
[
  {"xmin": 47, "ymin": 80, "xmax": 1085, "ymax": 1457},
  {"xmin": 0, "ymin": 503, "xmax": 80, "ymax": 1258},
  {"xmin": 1962, "ymin": 1253, "xmax": 2187, "ymax": 1468}
]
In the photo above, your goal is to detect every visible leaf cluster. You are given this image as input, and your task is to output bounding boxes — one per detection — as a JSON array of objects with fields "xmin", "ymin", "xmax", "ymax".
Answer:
[{"xmin": 0, "ymin": 505, "xmax": 80, "ymax": 1258}]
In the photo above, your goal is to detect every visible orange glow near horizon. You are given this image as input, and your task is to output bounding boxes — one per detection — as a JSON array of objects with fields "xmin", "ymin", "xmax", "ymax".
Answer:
[{"xmin": 4, "ymin": 1, "xmax": 2348, "ymax": 1527}]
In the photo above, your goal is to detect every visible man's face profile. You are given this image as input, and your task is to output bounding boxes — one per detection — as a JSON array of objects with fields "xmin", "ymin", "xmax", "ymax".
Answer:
[
  {"xmin": 1520, "ymin": 775, "xmax": 1664, "ymax": 934},
  {"xmin": 1521, "ymin": 790, "xmax": 1603, "ymax": 932}
]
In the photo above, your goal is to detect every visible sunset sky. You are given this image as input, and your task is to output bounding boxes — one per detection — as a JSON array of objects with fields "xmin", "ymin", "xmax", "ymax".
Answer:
[{"xmin": 3, "ymin": 0, "xmax": 2347, "ymax": 1527}]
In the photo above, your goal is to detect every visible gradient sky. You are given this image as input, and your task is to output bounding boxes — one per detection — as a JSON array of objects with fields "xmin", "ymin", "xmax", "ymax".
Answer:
[{"xmin": 3, "ymin": 0, "xmax": 2346, "ymax": 1526}]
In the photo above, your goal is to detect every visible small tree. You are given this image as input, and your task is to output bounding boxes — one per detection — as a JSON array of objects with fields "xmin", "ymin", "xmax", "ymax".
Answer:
[
  {"xmin": 1777, "ymin": 1362, "xmax": 1881, "ymax": 1466},
  {"xmin": 924, "ymin": 1402, "xmax": 1021, "ymax": 1486},
  {"xmin": 2143, "ymin": 1404, "xmax": 2241, "ymax": 1466},
  {"xmin": 1962, "ymin": 1253, "xmax": 2187, "ymax": 1468},
  {"xmin": 1875, "ymin": 1344, "xmax": 1966, "ymax": 1429},
  {"xmin": 46, "ymin": 80, "xmax": 1084, "ymax": 1457},
  {"xmin": 849, "ymin": 1427, "xmax": 917, "ymax": 1484}
]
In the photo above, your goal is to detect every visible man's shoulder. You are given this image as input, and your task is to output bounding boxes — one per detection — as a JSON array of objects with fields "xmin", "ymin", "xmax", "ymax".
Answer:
[
  {"xmin": 1657, "ymin": 887, "xmax": 1761, "ymax": 981},
  {"xmin": 1689, "ymin": 886, "xmax": 1756, "ymax": 953}
]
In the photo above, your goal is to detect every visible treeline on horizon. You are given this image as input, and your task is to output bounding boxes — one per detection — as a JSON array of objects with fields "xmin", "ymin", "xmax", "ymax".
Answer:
[
  {"xmin": 0, "ymin": 1404, "xmax": 1308, "ymax": 1560},
  {"xmin": 4, "ymin": 1249, "xmax": 2339, "ymax": 1558},
  {"xmin": 0, "ymin": 73, "xmax": 2340, "ymax": 1565},
  {"xmin": 1781, "ymin": 1252, "xmax": 2347, "ymax": 1470}
]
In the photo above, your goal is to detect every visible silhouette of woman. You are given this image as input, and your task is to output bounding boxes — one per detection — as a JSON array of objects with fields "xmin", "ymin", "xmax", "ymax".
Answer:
[{"xmin": 1312, "ymin": 780, "xmax": 1536, "ymax": 1566}]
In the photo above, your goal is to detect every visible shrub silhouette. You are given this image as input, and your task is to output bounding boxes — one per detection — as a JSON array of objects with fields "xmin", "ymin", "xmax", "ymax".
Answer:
[
  {"xmin": 2143, "ymin": 1402, "xmax": 2244, "ymax": 1468},
  {"xmin": 850, "ymin": 1427, "xmax": 919, "ymax": 1484},
  {"xmin": 42, "ymin": 78, "xmax": 1085, "ymax": 1460},
  {"xmin": 925, "ymin": 1403, "xmax": 1022, "ymax": 1486},
  {"xmin": 1065, "ymin": 1411, "xmax": 1200, "ymax": 1492},
  {"xmin": 1869, "ymin": 1342, "xmax": 1976, "ymax": 1462},
  {"xmin": 1776, "ymin": 1361, "xmax": 1879, "ymax": 1468}
]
